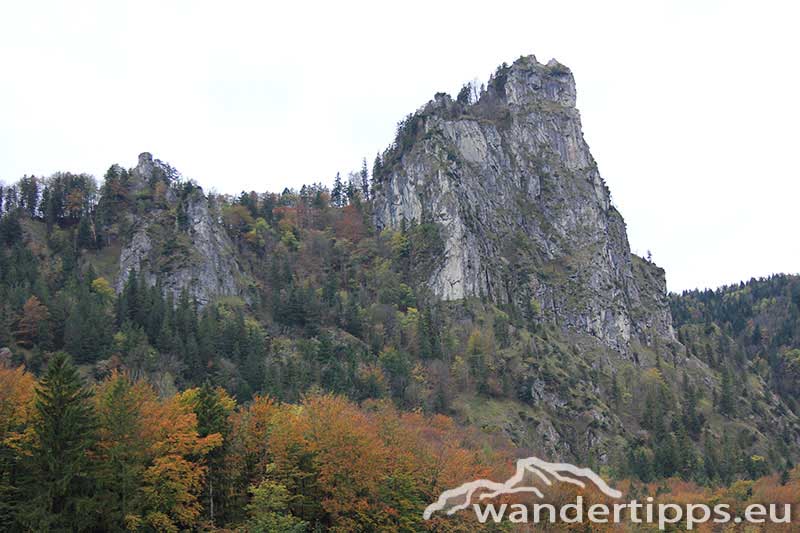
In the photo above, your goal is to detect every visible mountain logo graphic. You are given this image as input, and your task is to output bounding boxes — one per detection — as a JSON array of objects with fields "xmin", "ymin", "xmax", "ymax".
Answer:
[{"xmin": 423, "ymin": 456, "xmax": 623, "ymax": 519}]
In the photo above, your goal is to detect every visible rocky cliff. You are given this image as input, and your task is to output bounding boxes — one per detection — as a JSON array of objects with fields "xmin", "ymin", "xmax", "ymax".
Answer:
[
  {"xmin": 115, "ymin": 153, "xmax": 248, "ymax": 306},
  {"xmin": 373, "ymin": 56, "xmax": 673, "ymax": 352}
]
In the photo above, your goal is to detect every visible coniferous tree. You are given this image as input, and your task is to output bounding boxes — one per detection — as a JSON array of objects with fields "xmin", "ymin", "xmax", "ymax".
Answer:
[
  {"xmin": 752, "ymin": 324, "xmax": 763, "ymax": 346},
  {"xmin": 41, "ymin": 186, "xmax": 55, "ymax": 235},
  {"xmin": 682, "ymin": 376, "xmax": 704, "ymax": 438},
  {"xmin": 674, "ymin": 421, "xmax": 695, "ymax": 480},
  {"xmin": 64, "ymin": 284, "xmax": 114, "ymax": 363},
  {"xmin": 719, "ymin": 368, "xmax": 735, "ymax": 416},
  {"xmin": 371, "ymin": 153, "xmax": 383, "ymax": 190},
  {"xmin": 95, "ymin": 375, "xmax": 147, "ymax": 532},
  {"xmin": 17, "ymin": 176, "xmax": 39, "ymax": 218},
  {"xmin": 611, "ymin": 374, "xmax": 621, "ymax": 407},
  {"xmin": 343, "ymin": 293, "xmax": 362, "ymax": 338},
  {"xmin": 19, "ymin": 352, "xmax": 97, "ymax": 531},
  {"xmin": 345, "ymin": 178, "xmax": 356, "ymax": 205},
  {"xmin": 0, "ymin": 213, "xmax": 23, "ymax": 247},
  {"xmin": 193, "ymin": 382, "xmax": 229, "ymax": 525},
  {"xmin": 360, "ymin": 158, "xmax": 370, "ymax": 200},
  {"xmin": 76, "ymin": 215, "xmax": 94, "ymax": 250},
  {"xmin": 331, "ymin": 172, "xmax": 344, "ymax": 208}
]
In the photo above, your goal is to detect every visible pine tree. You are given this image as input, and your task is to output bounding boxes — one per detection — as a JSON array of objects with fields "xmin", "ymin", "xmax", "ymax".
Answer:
[
  {"xmin": 674, "ymin": 421, "xmax": 695, "ymax": 480},
  {"xmin": 611, "ymin": 374, "xmax": 621, "ymax": 407},
  {"xmin": 343, "ymin": 293, "xmax": 362, "ymax": 338},
  {"xmin": 241, "ymin": 329, "xmax": 266, "ymax": 396},
  {"xmin": 718, "ymin": 430, "xmax": 738, "ymax": 484},
  {"xmin": 719, "ymin": 368, "xmax": 735, "ymax": 416},
  {"xmin": 41, "ymin": 186, "xmax": 55, "ymax": 235},
  {"xmin": 654, "ymin": 432, "xmax": 678, "ymax": 478},
  {"xmin": 0, "ymin": 212, "xmax": 23, "ymax": 246},
  {"xmin": 345, "ymin": 176, "xmax": 356, "ymax": 205},
  {"xmin": 193, "ymin": 383, "xmax": 229, "ymax": 524},
  {"xmin": 117, "ymin": 270, "xmax": 139, "ymax": 325},
  {"xmin": 752, "ymin": 324, "xmax": 763, "ymax": 346},
  {"xmin": 19, "ymin": 352, "xmax": 97, "ymax": 531},
  {"xmin": 65, "ymin": 284, "xmax": 114, "ymax": 363},
  {"xmin": 360, "ymin": 158, "xmax": 370, "ymax": 200},
  {"xmin": 681, "ymin": 374, "xmax": 704, "ymax": 438},
  {"xmin": 18, "ymin": 175, "xmax": 39, "ymax": 217},
  {"xmin": 95, "ymin": 375, "xmax": 147, "ymax": 532},
  {"xmin": 184, "ymin": 333, "xmax": 202, "ymax": 382},
  {"xmin": 76, "ymin": 215, "xmax": 94, "ymax": 250},
  {"xmin": 371, "ymin": 153, "xmax": 383, "ymax": 190},
  {"xmin": 417, "ymin": 307, "xmax": 441, "ymax": 359},
  {"xmin": 331, "ymin": 172, "xmax": 344, "ymax": 208},
  {"xmin": 702, "ymin": 432, "xmax": 719, "ymax": 482}
]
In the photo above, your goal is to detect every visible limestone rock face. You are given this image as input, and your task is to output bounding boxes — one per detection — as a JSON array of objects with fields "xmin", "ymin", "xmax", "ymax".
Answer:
[
  {"xmin": 115, "ymin": 153, "xmax": 247, "ymax": 306},
  {"xmin": 372, "ymin": 56, "xmax": 673, "ymax": 351},
  {"xmin": 133, "ymin": 152, "xmax": 155, "ymax": 182}
]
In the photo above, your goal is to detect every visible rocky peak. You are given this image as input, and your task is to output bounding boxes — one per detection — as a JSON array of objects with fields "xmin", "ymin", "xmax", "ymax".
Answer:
[
  {"xmin": 372, "ymin": 56, "xmax": 674, "ymax": 353},
  {"xmin": 115, "ymin": 153, "xmax": 248, "ymax": 307},
  {"xmin": 134, "ymin": 152, "xmax": 155, "ymax": 180},
  {"xmin": 127, "ymin": 152, "xmax": 156, "ymax": 194},
  {"xmin": 492, "ymin": 56, "xmax": 577, "ymax": 108}
]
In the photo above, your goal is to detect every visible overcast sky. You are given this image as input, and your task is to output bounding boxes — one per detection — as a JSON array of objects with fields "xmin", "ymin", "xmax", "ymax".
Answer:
[{"xmin": 1, "ymin": 1, "xmax": 797, "ymax": 292}]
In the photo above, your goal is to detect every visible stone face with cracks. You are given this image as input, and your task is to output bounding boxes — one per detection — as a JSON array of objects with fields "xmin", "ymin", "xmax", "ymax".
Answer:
[
  {"xmin": 115, "ymin": 153, "xmax": 247, "ymax": 307},
  {"xmin": 372, "ymin": 56, "xmax": 673, "ymax": 352}
]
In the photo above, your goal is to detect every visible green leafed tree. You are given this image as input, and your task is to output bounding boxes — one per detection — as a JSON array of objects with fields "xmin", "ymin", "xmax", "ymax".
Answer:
[{"xmin": 245, "ymin": 479, "xmax": 307, "ymax": 533}]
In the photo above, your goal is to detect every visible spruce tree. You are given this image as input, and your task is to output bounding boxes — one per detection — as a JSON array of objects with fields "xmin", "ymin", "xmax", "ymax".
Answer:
[
  {"xmin": 372, "ymin": 153, "xmax": 383, "ymax": 190},
  {"xmin": 76, "ymin": 215, "xmax": 94, "ymax": 250},
  {"xmin": 331, "ymin": 172, "xmax": 344, "ymax": 208},
  {"xmin": 360, "ymin": 157, "xmax": 370, "ymax": 200},
  {"xmin": 719, "ymin": 368, "xmax": 735, "ymax": 416},
  {"xmin": 96, "ymin": 375, "xmax": 147, "ymax": 532},
  {"xmin": 194, "ymin": 382, "xmax": 229, "ymax": 524},
  {"xmin": 20, "ymin": 352, "xmax": 97, "ymax": 531}
]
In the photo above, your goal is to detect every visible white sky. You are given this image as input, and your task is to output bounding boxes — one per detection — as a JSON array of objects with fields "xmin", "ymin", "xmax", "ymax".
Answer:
[{"xmin": 1, "ymin": 1, "xmax": 798, "ymax": 293}]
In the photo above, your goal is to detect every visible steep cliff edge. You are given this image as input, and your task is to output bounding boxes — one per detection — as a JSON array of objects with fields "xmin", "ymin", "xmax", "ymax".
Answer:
[
  {"xmin": 373, "ymin": 56, "xmax": 673, "ymax": 352},
  {"xmin": 114, "ymin": 153, "xmax": 248, "ymax": 306}
]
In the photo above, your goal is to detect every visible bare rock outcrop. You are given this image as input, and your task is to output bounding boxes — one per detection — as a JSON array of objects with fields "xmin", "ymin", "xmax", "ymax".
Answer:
[
  {"xmin": 373, "ymin": 56, "xmax": 673, "ymax": 352},
  {"xmin": 115, "ymin": 153, "xmax": 248, "ymax": 306}
]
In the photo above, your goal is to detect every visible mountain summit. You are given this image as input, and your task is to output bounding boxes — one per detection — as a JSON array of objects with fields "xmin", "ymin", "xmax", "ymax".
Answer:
[{"xmin": 373, "ymin": 55, "xmax": 672, "ymax": 353}]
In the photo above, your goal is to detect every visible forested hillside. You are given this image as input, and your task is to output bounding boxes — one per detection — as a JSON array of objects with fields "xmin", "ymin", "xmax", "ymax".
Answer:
[
  {"xmin": 1, "ymin": 57, "xmax": 800, "ymax": 532},
  {"xmin": 0, "ymin": 151, "xmax": 798, "ymax": 476},
  {"xmin": 672, "ymin": 275, "xmax": 800, "ymax": 416}
]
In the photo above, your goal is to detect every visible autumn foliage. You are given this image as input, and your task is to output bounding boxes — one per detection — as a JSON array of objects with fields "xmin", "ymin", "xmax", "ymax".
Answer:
[
  {"xmin": 0, "ymin": 361, "xmax": 517, "ymax": 531},
  {"xmin": 2, "ymin": 357, "xmax": 800, "ymax": 532}
]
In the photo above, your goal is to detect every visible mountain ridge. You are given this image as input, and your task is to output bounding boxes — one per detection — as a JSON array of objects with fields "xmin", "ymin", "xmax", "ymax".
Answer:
[{"xmin": 0, "ymin": 55, "xmax": 798, "ymax": 483}]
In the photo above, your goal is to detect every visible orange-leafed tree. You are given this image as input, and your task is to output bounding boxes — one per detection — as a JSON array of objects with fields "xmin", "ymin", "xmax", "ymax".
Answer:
[
  {"xmin": 0, "ymin": 365, "xmax": 36, "ymax": 529},
  {"xmin": 139, "ymin": 391, "xmax": 222, "ymax": 531},
  {"xmin": 0, "ymin": 365, "xmax": 36, "ymax": 439},
  {"xmin": 14, "ymin": 296, "xmax": 50, "ymax": 348},
  {"xmin": 334, "ymin": 204, "xmax": 366, "ymax": 244},
  {"xmin": 303, "ymin": 394, "xmax": 389, "ymax": 531},
  {"xmin": 178, "ymin": 383, "xmax": 235, "ymax": 526}
]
